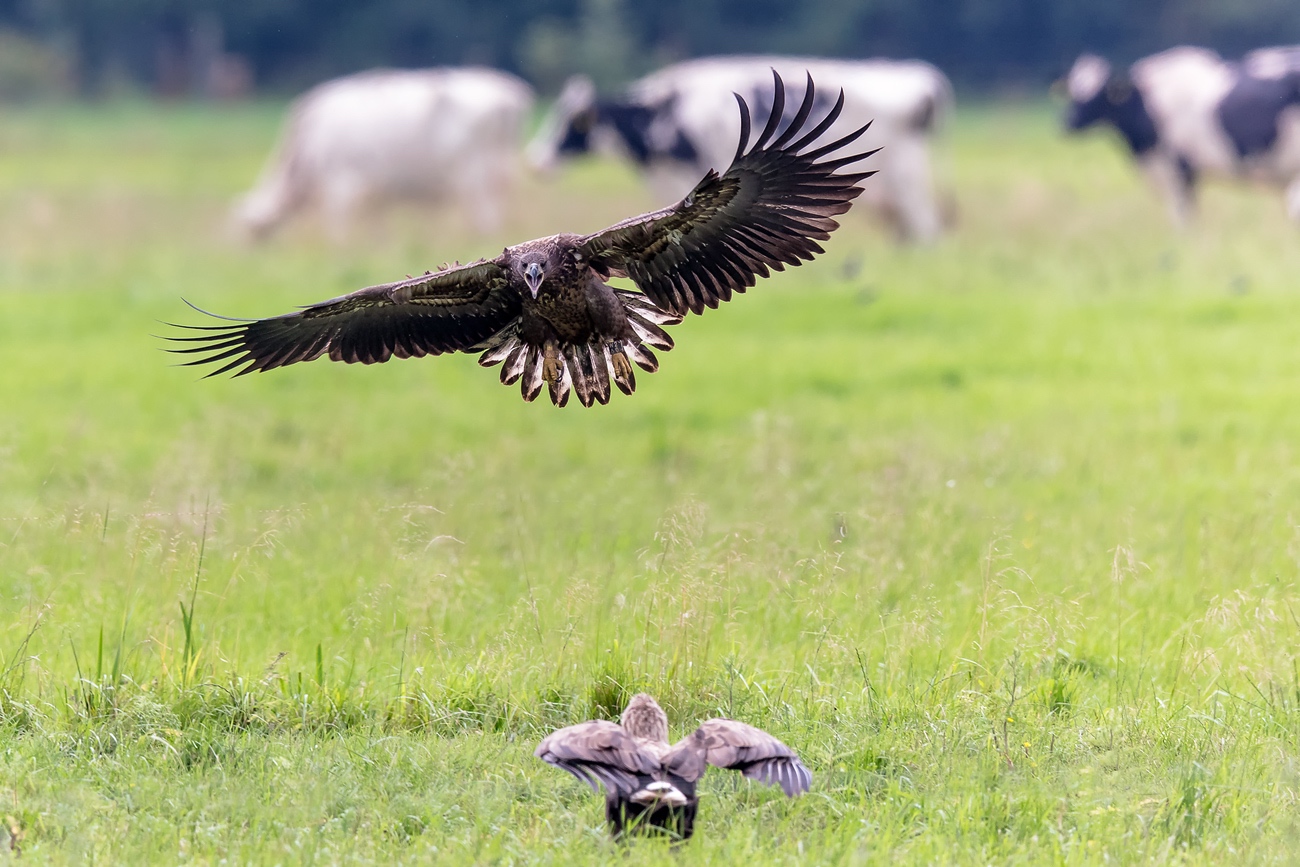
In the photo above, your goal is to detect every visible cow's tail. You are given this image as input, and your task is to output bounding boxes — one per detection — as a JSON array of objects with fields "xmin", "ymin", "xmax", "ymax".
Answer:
[{"xmin": 231, "ymin": 110, "xmax": 307, "ymax": 242}]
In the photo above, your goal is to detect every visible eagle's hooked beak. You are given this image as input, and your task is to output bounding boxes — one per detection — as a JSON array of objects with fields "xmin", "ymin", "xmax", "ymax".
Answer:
[
  {"xmin": 524, "ymin": 262, "xmax": 545, "ymax": 298},
  {"xmin": 630, "ymin": 781, "xmax": 688, "ymax": 807}
]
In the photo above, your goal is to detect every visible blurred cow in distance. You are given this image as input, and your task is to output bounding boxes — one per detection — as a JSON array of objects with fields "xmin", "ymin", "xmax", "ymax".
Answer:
[
  {"xmin": 235, "ymin": 68, "xmax": 534, "ymax": 242},
  {"xmin": 528, "ymin": 56, "xmax": 954, "ymax": 243},
  {"xmin": 1064, "ymin": 47, "xmax": 1300, "ymax": 226},
  {"xmin": 1244, "ymin": 46, "xmax": 1300, "ymax": 79}
]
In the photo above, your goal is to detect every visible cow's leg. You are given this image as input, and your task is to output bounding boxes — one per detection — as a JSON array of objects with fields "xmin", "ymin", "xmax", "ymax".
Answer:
[
  {"xmin": 1140, "ymin": 153, "xmax": 1196, "ymax": 227},
  {"xmin": 880, "ymin": 136, "xmax": 943, "ymax": 243},
  {"xmin": 320, "ymin": 174, "xmax": 366, "ymax": 243},
  {"xmin": 1286, "ymin": 177, "xmax": 1300, "ymax": 223}
]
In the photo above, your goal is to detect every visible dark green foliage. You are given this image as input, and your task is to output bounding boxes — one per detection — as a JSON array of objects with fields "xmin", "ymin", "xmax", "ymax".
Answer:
[{"xmin": 3, "ymin": 0, "xmax": 1300, "ymax": 95}]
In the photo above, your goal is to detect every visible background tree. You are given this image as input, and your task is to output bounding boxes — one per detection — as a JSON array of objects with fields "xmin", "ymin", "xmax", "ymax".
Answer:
[{"xmin": 0, "ymin": 0, "xmax": 1297, "ymax": 97}]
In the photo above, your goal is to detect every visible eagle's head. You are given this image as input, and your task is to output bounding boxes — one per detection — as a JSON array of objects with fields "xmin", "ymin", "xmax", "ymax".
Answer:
[
  {"xmin": 620, "ymin": 693, "xmax": 670, "ymax": 744},
  {"xmin": 514, "ymin": 251, "xmax": 554, "ymax": 299}
]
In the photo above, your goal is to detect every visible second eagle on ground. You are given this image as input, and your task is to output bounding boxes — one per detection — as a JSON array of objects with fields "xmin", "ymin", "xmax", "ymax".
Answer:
[{"xmin": 536, "ymin": 693, "xmax": 811, "ymax": 839}]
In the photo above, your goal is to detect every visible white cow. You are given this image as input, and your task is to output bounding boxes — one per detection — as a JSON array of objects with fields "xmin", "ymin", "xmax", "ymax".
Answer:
[
  {"xmin": 236, "ymin": 68, "xmax": 534, "ymax": 240},
  {"xmin": 528, "ymin": 56, "xmax": 954, "ymax": 243},
  {"xmin": 1065, "ymin": 47, "xmax": 1300, "ymax": 225}
]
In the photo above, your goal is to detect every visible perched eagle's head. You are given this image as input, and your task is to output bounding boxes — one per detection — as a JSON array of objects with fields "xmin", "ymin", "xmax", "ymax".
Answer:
[{"xmin": 621, "ymin": 693, "xmax": 670, "ymax": 744}]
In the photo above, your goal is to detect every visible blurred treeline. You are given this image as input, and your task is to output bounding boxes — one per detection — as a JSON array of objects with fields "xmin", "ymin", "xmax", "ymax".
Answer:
[{"xmin": 0, "ymin": 0, "xmax": 1299, "ymax": 100}]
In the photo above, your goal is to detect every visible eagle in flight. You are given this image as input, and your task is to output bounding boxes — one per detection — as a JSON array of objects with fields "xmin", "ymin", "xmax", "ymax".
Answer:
[
  {"xmin": 170, "ymin": 71, "xmax": 876, "ymax": 407},
  {"xmin": 536, "ymin": 693, "xmax": 811, "ymax": 840}
]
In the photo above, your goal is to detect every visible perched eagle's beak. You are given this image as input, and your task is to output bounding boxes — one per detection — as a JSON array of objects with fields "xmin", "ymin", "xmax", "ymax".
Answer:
[
  {"xmin": 630, "ymin": 781, "xmax": 688, "ymax": 807},
  {"xmin": 524, "ymin": 262, "xmax": 545, "ymax": 298}
]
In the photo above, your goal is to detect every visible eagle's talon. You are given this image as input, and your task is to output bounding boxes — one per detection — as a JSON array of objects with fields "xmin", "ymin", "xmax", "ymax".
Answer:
[
  {"xmin": 609, "ymin": 345, "xmax": 636, "ymax": 395},
  {"xmin": 611, "ymin": 351, "xmax": 633, "ymax": 381},
  {"xmin": 542, "ymin": 342, "xmax": 562, "ymax": 386}
]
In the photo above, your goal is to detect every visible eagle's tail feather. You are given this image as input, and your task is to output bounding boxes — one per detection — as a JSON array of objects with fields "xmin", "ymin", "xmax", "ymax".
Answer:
[
  {"xmin": 563, "ymin": 344, "xmax": 594, "ymax": 408},
  {"xmin": 627, "ymin": 317, "xmax": 674, "ymax": 351},
  {"xmin": 499, "ymin": 339, "xmax": 529, "ymax": 385},
  {"xmin": 521, "ymin": 344, "xmax": 544, "ymax": 402},
  {"xmin": 482, "ymin": 315, "xmax": 676, "ymax": 406},
  {"xmin": 478, "ymin": 289, "xmax": 682, "ymax": 406},
  {"xmin": 617, "ymin": 291, "xmax": 683, "ymax": 327},
  {"xmin": 577, "ymin": 344, "xmax": 600, "ymax": 407},
  {"xmin": 621, "ymin": 295, "xmax": 679, "ymax": 351},
  {"xmin": 476, "ymin": 332, "xmax": 518, "ymax": 367},
  {"xmin": 588, "ymin": 344, "xmax": 612, "ymax": 405},
  {"xmin": 626, "ymin": 342, "xmax": 659, "ymax": 373},
  {"xmin": 540, "ymin": 337, "xmax": 656, "ymax": 407}
]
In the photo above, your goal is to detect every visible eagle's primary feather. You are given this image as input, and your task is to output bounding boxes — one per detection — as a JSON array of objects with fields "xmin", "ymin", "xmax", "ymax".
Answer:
[{"xmin": 168, "ymin": 71, "xmax": 876, "ymax": 406}]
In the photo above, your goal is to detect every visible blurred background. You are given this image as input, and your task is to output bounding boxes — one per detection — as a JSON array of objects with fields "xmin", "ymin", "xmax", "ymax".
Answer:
[{"xmin": 0, "ymin": 0, "xmax": 1297, "ymax": 100}]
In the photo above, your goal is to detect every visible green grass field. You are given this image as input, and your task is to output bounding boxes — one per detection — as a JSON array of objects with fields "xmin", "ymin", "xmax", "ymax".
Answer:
[{"xmin": 2, "ymin": 99, "xmax": 1300, "ymax": 864}]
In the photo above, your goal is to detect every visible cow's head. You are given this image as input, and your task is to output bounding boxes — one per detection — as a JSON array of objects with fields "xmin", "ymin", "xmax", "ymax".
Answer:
[
  {"xmin": 1063, "ymin": 54, "xmax": 1159, "ymax": 154},
  {"xmin": 592, "ymin": 102, "xmax": 660, "ymax": 165},
  {"xmin": 1064, "ymin": 54, "xmax": 1124, "ymax": 130},
  {"xmin": 526, "ymin": 75, "xmax": 598, "ymax": 172},
  {"xmin": 527, "ymin": 75, "xmax": 700, "ymax": 174}
]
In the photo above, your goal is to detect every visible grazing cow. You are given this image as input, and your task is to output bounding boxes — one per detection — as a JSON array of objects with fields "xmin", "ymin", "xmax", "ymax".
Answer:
[
  {"xmin": 529, "ymin": 56, "xmax": 953, "ymax": 243},
  {"xmin": 1244, "ymin": 45, "xmax": 1300, "ymax": 79},
  {"xmin": 236, "ymin": 68, "xmax": 533, "ymax": 241},
  {"xmin": 1064, "ymin": 47, "xmax": 1300, "ymax": 225}
]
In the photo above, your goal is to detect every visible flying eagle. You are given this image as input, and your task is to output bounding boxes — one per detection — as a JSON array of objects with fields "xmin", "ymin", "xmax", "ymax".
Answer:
[
  {"xmin": 169, "ymin": 72, "xmax": 876, "ymax": 407},
  {"xmin": 536, "ymin": 693, "xmax": 811, "ymax": 840}
]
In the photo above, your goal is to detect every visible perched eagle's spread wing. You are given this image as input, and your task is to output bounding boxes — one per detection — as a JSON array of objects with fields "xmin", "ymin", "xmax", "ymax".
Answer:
[
  {"xmin": 664, "ymin": 718, "xmax": 812, "ymax": 797},
  {"xmin": 167, "ymin": 259, "xmax": 518, "ymax": 377},
  {"xmin": 535, "ymin": 721, "xmax": 661, "ymax": 798},
  {"xmin": 576, "ymin": 70, "xmax": 877, "ymax": 317}
]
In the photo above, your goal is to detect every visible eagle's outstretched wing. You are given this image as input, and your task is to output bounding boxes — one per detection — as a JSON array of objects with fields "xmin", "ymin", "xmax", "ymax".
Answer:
[
  {"xmin": 576, "ymin": 70, "xmax": 877, "ymax": 317},
  {"xmin": 166, "ymin": 259, "xmax": 519, "ymax": 377},
  {"xmin": 535, "ymin": 720, "xmax": 661, "ymax": 798},
  {"xmin": 664, "ymin": 718, "xmax": 812, "ymax": 797}
]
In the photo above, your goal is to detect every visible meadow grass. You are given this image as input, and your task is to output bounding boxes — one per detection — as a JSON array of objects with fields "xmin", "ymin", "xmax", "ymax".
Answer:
[{"xmin": 1, "ymin": 99, "xmax": 1300, "ymax": 863}]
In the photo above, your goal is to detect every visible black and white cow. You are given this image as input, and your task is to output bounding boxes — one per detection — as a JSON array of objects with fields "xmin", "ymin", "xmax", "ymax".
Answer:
[
  {"xmin": 1065, "ymin": 47, "xmax": 1300, "ymax": 225},
  {"xmin": 528, "ymin": 56, "xmax": 954, "ymax": 243}
]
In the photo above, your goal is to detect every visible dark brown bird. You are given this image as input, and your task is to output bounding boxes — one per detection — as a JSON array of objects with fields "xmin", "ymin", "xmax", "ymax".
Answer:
[
  {"xmin": 169, "ymin": 71, "xmax": 877, "ymax": 407},
  {"xmin": 536, "ymin": 693, "xmax": 811, "ymax": 840}
]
